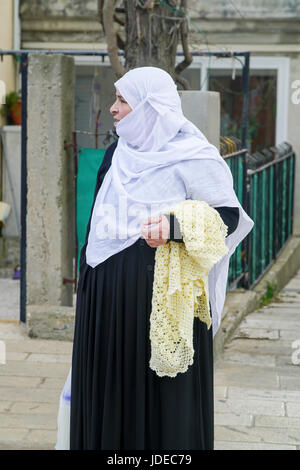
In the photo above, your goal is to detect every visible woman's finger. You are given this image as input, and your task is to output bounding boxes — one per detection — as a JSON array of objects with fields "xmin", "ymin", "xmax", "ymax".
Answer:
[
  {"xmin": 143, "ymin": 215, "xmax": 162, "ymax": 226},
  {"xmin": 143, "ymin": 224, "xmax": 162, "ymax": 240}
]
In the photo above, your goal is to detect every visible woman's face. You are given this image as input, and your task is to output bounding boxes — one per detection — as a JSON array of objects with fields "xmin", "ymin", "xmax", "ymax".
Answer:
[{"xmin": 110, "ymin": 89, "xmax": 132, "ymax": 126}]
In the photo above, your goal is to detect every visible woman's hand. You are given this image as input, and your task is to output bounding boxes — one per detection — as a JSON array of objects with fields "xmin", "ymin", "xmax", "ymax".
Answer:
[{"xmin": 141, "ymin": 215, "xmax": 170, "ymax": 248}]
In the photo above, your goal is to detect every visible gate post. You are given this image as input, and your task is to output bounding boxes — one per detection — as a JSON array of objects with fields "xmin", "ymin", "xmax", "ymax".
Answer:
[{"xmin": 26, "ymin": 53, "xmax": 75, "ymax": 312}]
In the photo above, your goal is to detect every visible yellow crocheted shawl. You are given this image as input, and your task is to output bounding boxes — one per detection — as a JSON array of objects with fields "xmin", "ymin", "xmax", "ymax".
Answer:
[{"xmin": 149, "ymin": 200, "xmax": 229, "ymax": 378}]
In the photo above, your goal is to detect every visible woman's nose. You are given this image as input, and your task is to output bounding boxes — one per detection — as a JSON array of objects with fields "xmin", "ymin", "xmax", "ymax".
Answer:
[{"xmin": 110, "ymin": 100, "xmax": 118, "ymax": 114}]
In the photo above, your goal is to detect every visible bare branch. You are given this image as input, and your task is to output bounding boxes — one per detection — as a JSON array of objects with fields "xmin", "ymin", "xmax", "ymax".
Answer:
[
  {"xmin": 136, "ymin": 0, "xmax": 154, "ymax": 8},
  {"xmin": 116, "ymin": 33, "xmax": 125, "ymax": 50},
  {"xmin": 174, "ymin": 73, "xmax": 191, "ymax": 90},
  {"xmin": 113, "ymin": 13, "xmax": 126, "ymax": 26},
  {"xmin": 103, "ymin": 0, "xmax": 126, "ymax": 78},
  {"xmin": 174, "ymin": 0, "xmax": 193, "ymax": 76},
  {"xmin": 98, "ymin": 0, "xmax": 104, "ymax": 26}
]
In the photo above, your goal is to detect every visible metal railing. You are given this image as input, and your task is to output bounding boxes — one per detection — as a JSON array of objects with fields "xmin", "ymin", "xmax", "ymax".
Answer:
[
  {"xmin": 247, "ymin": 150, "xmax": 295, "ymax": 287},
  {"xmin": 223, "ymin": 144, "xmax": 295, "ymax": 290},
  {"xmin": 223, "ymin": 149, "xmax": 248, "ymax": 289}
]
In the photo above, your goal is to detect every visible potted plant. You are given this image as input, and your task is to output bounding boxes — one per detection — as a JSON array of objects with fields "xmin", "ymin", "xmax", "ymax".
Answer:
[{"xmin": 0, "ymin": 91, "xmax": 22, "ymax": 125}]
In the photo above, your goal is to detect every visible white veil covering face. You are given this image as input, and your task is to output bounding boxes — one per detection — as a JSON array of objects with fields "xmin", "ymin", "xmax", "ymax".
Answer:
[{"xmin": 85, "ymin": 66, "xmax": 254, "ymax": 335}]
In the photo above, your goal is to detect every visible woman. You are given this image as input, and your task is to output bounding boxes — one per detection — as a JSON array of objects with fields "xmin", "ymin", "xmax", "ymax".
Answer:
[{"xmin": 68, "ymin": 67, "xmax": 253, "ymax": 450}]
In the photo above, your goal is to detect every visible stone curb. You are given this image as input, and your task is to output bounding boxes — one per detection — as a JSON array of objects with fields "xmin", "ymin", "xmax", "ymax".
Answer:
[
  {"xmin": 26, "ymin": 305, "xmax": 75, "ymax": 342},
  {"xmin": 213, "ymin": 236, "xmax": 300, "ymax": 363}
]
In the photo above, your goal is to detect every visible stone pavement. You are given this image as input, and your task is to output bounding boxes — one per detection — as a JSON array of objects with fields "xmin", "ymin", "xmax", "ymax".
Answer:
[
  {"xmin": 0, "ymin": 278, "xmax": 19, "ymax": 322},
  {"xmin": 0, "ymin": 322, "xmax": 72, "ymax": 450},
  {"xmin": 0, "ymin": 271, "xmax": 299, "ymax": 450},
  {"xmin": 214, "ymin": 269, "xmax": 300, "ymax": 450}
]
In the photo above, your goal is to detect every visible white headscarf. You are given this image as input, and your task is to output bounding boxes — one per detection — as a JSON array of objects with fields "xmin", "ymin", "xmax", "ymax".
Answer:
[{"xmin": 86, "ymin": 66, "xmax": 254, "ymax": 335}]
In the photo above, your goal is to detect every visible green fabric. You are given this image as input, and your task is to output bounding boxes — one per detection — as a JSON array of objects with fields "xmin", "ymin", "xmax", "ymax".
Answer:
[{"xmin": 76, "ymin": 147, "xmax": 106, "ymax": 271}]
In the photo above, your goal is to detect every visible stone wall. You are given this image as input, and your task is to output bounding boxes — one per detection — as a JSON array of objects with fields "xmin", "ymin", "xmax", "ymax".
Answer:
[
  {"xmin": 188, "ymin": 0, "xmax": 300, "ymax": 19},
  {"xmin": 19, "ymin": 0, "xmax": 300, "ymax": 48},
  {"xmin": 19, "ymin": 0, "xmax": 300, "ymax": 20},
  {"xmin": 20, "ymin": 0, "xmax": 105, "ymax": 47}
]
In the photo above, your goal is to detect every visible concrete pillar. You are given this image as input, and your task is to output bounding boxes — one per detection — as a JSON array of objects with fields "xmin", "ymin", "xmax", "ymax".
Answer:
[
  {"xmin": 27, "ymin": 53, "xmax": 75, "ymax": 307},
  {"xmin": 288, "ymin": 54, "xmax": 300, "ymax": 235},
  {"xmin": 179, "ymin": 90, "xmax": 220, "ymax": 150}
]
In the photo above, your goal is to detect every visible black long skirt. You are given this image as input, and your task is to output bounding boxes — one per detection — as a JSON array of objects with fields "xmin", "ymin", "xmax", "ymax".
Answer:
[{"xmin": 70, "ymin": 237, "xmax": 214, "ymax": 450}]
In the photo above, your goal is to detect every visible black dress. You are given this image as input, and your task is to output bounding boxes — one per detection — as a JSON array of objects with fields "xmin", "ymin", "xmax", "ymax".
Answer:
[{"xmin": 70, "ymin": 141, "xmax": 239, "ymax": 450}]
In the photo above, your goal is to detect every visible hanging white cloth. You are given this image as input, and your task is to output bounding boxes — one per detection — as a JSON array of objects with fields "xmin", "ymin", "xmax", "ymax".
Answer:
[
  {"xmin": 55, "ymin": 367, "xmax": 71, "ymax": 450},
  {"xmin": 85, "ymin": 66, "xmax": 254, "ymax": 335}
]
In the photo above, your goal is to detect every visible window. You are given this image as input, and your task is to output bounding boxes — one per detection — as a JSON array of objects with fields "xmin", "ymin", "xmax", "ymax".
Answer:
[
  {"xmin": 208, "ymin": 68, "xmax": 277, "ymax": 152},
  {"xmin": 75, "ymin": 60, "xmax": 118, "ymax": 149}
]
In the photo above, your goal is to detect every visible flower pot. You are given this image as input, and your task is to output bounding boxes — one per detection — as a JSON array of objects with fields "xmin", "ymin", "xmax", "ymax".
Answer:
[{"xmin": 10, "ymin": 99, "xmax": 22, "ymax": 125}]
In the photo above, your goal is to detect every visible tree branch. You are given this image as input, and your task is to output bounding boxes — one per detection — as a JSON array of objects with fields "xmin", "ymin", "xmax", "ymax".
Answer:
[
  {"xmin": 174, "ymin": 73, "xmax": 191, "ymax": 90},
  {"xmin": 174, "ymin": 0, "xmax": 193, "ymax": 78},
  {"xmin": 98, "ymin": 0, "xmax": 104, "ymax": 26},
  {"xmin": 116, "ymin": 33, "xmax": 125, "ymax": 50},
  {"xmin": 102, "ymin": 0, "xmax": 126, "ymax": 78},
  {"xmin": 113, "ymin": 13, "xmax": 125, "ymax": 26}
]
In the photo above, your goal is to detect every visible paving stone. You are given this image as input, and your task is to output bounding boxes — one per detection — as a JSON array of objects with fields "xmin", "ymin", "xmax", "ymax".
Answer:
[
  {"xmin": 273, "ymin": 299, "xmax": 300, "ymax": 308},
  {"xmin": 0, "ymin": 279, "xmax": 20, "ymax": 322},
  {"xmin": 214, "ymin": 413, "xmax": 253, "ymax": 427},
  {"xmin": 275, "ymin": 354, "xmax": 299, "ymax": 367},
  {"xmin": 221, "ymin": 351, "xmax": 276, "ymax": 367},
  {"xmin": 286, "ymin": 402, "xmax": 300, "ymax": 418},
  {"xmin": 37, "ymin": 377, "xmax": 66, "ymax": 390},
  {"xmin": 227, "ymin": 386, "xmax": 300, "ymax": 402},
  {"xmin": 0, "ymin": 360, "xmax": 70, "ymax": 378},
  {"xmin": 6, "ymin": 352, "xmax": 29, "ymax": 361},
  {"xmin": 214, "ymin": 440, "xmax": 296, "ymax": 450},
  {"xmin": 255, "ymin": 415, "xmax": 300, "ymax": 428},
  {"xmin": 0, "ymin": 387, "xmax": 61, "ymax": 404},
  {"xmin": 26, "ymin": 353, "xmax": 71, "ymax": 364},
  {"xmin": 232, "ymin": 327, "xmax": 280, "ymax": 340},
  {"xmin": 5, "ymin": 338, "xmax": 73, "ymax": 355},
  {"xmin": 241, "ymin": 318, "xmax": 300, "ymax": 331},
  {"xmin": 27, "ymin": 429, "xmax": 57, "ymax": 447},
  {"xmin": 0, "ymin": 413, "xmax": 57, "ymax": 430},
  {"xmin": 215, "ymin": 425, "xmax": 300, "ymax": 445},
  {"xmin": 0, "ymin": 427, "xmax": 30, "ymax": 447},
  {"xmin": 0, "ymin": 401, "xmax": 13, "ymax": 413},
  {"xmin": 275, "ymin": 365, "xmax": 300, "ymax": 378},
  {"xmin": 0, "ymin": 323, "xmax": 28, "ymax": 340},
  {"xmin": 214, "ymin": 362, "xmax": 279, "ymax": 389},
  {"xmin": 279, "ymin": 375, "xmax": 300, "ymax": 391},
  {"xmin": 282, "ymin": 278, "xmax": 300, "ymax": 290},
  {"xmin": 225, "ymin": 338, "xmax": 293, "ymax": 356},
  {"xmin": 214, "ymin": 386, "xmax": 227, "ymax": 399},
  {"xmin": 279, "ymin": 329, "xmax": 300, "ymax": 340},
  {"xmin": 215, "ymin": 398, "xmax": 285, "ymax": 416},
  {"xmin": 10, "ymin": 402, "xmax": 59, "ymax": 415},
  {"xmin": 249, "ymin": 309, "xmax": 300, "ymax": 319},
  {"xmin": 0, "ymin": 376, "xmax": 41, "ymax": 388},
  {"xmin": 0, "ymin": 441, "xmax": 53, "ymax": 450}
]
